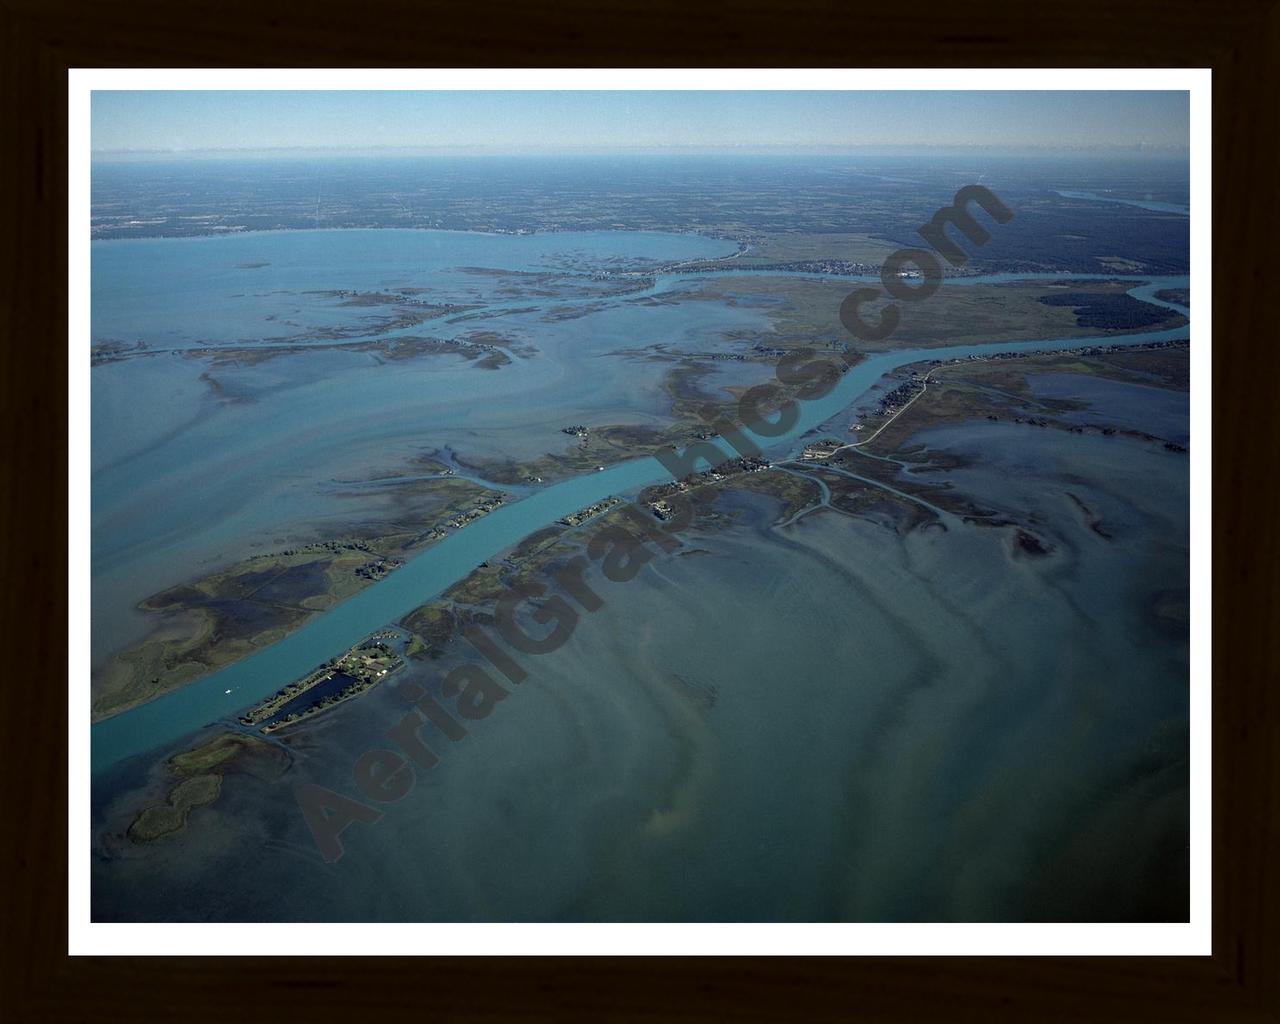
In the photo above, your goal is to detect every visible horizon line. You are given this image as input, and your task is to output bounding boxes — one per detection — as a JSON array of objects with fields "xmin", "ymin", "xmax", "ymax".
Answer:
[{"xmin": 92, "ymin": 142, "xmax": 1192, "ymax": 159}]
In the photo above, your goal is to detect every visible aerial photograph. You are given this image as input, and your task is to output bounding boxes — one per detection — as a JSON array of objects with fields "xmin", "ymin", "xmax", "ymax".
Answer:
[{"xmin": 88, "ymin": 88, "xmax": 1192, "ymax": 924}]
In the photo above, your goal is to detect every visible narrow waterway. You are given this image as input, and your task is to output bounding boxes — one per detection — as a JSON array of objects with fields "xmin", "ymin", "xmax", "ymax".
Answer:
[{"xmin": 91, "ymin": 273, "xmax": 1189, "ymax": 773}]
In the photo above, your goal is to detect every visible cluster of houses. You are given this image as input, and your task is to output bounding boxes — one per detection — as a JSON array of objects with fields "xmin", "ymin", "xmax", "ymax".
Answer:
[
  {"xmin": 244, "ymin": 640, "xmax": 404, "ymax": 733},
  {"xmin": 875, "ymin": 376, "xmax": 926, "ymax": 417},
  {"xmin": 799, "ymin": 438, "xmax": 847, "ymax": 461},
  {"xmin": 558, "ymin": 496, "xmax": 623, "ymax": 527},
  {"xmin": 444, "ymin": 494, "xmax": 507, "ymax": 531},
  {"xmin": 264, "ymin": 537, "xmax": 374, "ymax": 560},
  {"xmin": 354, "ymin": 557, "xmax": 403, "ymax": 581},
  {"xmin": 645, "ymin": 456, "xmax": 771, "ymax": 520},
  {"xmin": 418, "ymin": 492, "xmax": 511, "ymax": 546},
  {"xmin": 929, "ymin": 336, "xmax": 1185, "ymax": 372}
]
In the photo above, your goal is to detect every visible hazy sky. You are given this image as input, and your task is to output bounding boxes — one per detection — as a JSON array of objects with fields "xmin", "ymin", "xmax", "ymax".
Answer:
[{"xmin": 92, "ymin": 91, "xmax": 1190, "ymax": 155}]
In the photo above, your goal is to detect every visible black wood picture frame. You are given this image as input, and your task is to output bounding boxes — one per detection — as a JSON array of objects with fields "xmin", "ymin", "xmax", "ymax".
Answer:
[{"xmin": 3, "ymin": 2, "xmax": 1276, "ymax": 1019}]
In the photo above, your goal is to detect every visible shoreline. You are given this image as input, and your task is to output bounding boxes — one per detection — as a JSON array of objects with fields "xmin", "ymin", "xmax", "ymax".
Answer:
[
  {"xmin": 90, "ymin": 274, "xmax": 1190, "ymax": 773},
  {"xmin": 89, "ymin": 224, "xmax": 745, "ymax": 249}
]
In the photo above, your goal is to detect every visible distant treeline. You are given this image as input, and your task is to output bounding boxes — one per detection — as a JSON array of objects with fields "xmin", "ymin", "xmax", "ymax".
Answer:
[{"xmin": 1038, "ymin": 292, "xmax": 1178, "ymax": 329}]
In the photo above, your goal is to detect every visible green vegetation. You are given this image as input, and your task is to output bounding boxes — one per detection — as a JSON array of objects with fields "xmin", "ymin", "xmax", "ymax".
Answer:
[
  {"xmin": 685, "ymin": 276, "xmax": 1186, "ymax": 352},
  {"xmin": 128, "ymin": 775, "xmax": 222, "ymax": 843},
  {"xmin": 857, "ymin": 343, "xmax": 1190, "ymax": 454},
  {"xmin": 94, "ymin": 477, "xmax": 508, "ymax": 721},
  {"xmin": 242, "ymin": 640, "xmax": 404, "ymax": 732},
  {"xmin": 126, "ymin": 732, "xmax": 290, "ymax": 843},
  {"xmin": 676, "ymin": 231, "xmax": 901, "ymax": 272},
  {"xmin": 170, "ymin": 732, "xmax": 267, "ymax": 775}
]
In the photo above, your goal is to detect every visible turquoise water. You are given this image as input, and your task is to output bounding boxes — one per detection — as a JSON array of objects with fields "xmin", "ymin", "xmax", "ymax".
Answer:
[
  {"xmin": 90, "ymin": 228, "xmax": 1188, "ymax": 773},
  {"xmin": 90, "ymin": 231, "xmax": 760, "ymax": 663},
  {"xmin": 1053, "ymin": 189, "xmax": 1190, "ymax": 216},
  {"xmin": 92, "ymin": 228, "xmax": 738, "ymax": 345},
  {"xmin": 93, "ymin": 413, "xmax": 1191, "ymax": 922}
]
